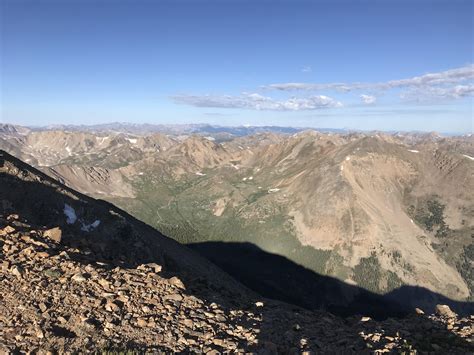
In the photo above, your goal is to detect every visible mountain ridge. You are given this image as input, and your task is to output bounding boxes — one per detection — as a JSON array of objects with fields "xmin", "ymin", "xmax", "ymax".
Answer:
[{"xmin": 1, "ymin": 127, "xmax": 473, "ymax": 307}]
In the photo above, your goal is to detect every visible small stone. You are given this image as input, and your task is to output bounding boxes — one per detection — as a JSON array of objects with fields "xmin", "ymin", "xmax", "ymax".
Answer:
[
  {"xmin": 183, "ymin": 319, "xmax": 193, "ymax": 328},
  {"xmin": 105, "ymin": 302, "xmax": 120, "ymax": 312},
  {"xmin": 415, "ymin": 307, "xmax": 425, "ymax": 315},
  {"xmin": 98, "ymin": 278, "xmax": 111, "ymax": 289},
  {"xmin": 168, "ymin": 276, "xmax": 185, "ymax": 289},
  {"xmin": 0, "ymin": 225, "xmax": 15, "ymax": 236},
  {"xmin": 150, "ymin": 263, "xmax": 162, "ymax": 273},
  {"xmin": 136, "ymin": 318, "xmax": 148, "ymax": 327},
  {"xmin": 435, "ymin": 304, "xmax": 457, "ymax": 318},
  {"xmin": 212, "ymin": 338, "xmax": 224, "ymax": 347},
  {"xmin": 255, "ymin": 301, "xmax": 264, "ymax": 307},
  {"xmin": 44, "ymin": 269, "xmax": 62, "ymax": 278},
  {"xmin": 11, "ymin": 265, "xmax": 23, "ymax": 278},
  {"xmin": 360, "ymin": 316, "xmax": 371, "ymax": 322},
  {"xmin": 35, "ymin": 328, "xmax": 44, "ymax": 339},
  {"xmin": 1, "ymin": 260, "xmax": 10, "ymax": 271},
  {"xmin": 43, "ymin": 227, "xmax": 62, "ymax": 243},
  {"xmin": 164, "ymin": 293, "xmax": 183, "ymax": 302},
  {"xmin": 36, "ymin": 251, "xmax": 50, "ymax": 258},
  {"xmin": 71, "ymin": 273, "xmax": 87, "ymax": 282}
]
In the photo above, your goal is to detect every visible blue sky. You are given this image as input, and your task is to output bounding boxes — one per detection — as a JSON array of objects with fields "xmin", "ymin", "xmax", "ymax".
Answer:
[{"xmin": 1, "ymin": 0, "xmax": 473, "ymax": 133}]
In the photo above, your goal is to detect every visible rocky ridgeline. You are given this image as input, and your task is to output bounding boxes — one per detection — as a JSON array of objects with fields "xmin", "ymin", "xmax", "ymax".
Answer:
[
  {"xmin": 1, "ymin": 214, "xmax": 473, "ymax": 353},
  {"xmin": 0, "ymin": 214, "xmax": 260, "ymax": 353}
]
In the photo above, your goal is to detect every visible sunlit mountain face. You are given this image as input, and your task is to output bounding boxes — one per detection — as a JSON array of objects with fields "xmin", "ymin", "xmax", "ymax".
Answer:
[{"xmin": 2, "ymin": 125, "xmax": 473, "ymax": 311}]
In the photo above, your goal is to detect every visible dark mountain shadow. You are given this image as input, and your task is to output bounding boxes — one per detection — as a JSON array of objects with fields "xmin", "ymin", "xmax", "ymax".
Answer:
[
  {"xmin": 1, "ymin": 149, "xmax": 473, "ymax": 352},
  {"xmin": 188, "ymin": 241, "xmax": 474, "ymax": 319}
]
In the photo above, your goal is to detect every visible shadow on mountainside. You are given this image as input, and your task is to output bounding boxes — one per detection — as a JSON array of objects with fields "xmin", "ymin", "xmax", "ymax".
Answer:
[
  {"xmin": 188, "ymin": 241, "xmax": 474, "ymax": 319},
  {"xmin": 1, "ymin": 150, "xmax": 473, "ymax": 352}
]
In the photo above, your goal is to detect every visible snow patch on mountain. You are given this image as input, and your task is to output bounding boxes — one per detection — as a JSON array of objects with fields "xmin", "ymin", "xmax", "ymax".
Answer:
[{"xmin": 63, "ymin": 204, "xmax": 77, "ymax": 224}]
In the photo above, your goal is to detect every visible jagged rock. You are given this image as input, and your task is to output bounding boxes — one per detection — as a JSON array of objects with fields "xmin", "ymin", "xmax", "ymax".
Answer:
[
  {"xmin": 38, "ymin": 302, "xmax": 48, "ymax": 312},
  {"xmin": 164, "ymin": 293, "xmax": 183, "ymax": 302},
  {"xmin": 0, "ymin": 225, "xmax": 15, "ymax": 236},
  {"xmin": 43, "ymin": 227, "xmax": 62, "ymax": 243},
  {"xmin": 10, "ymin": 265, "xmax": 23, "ymax": 278},
  {"xmin": 435, "ymin": 304, "xmax": 457, "ymax": 318},
  {"xmin": 167, "ymin": 276, "xmax": 185, "ymax": 289},
  {"xmin": 35, "ymin": 328, "xmax": 44, "ymax": 339}
]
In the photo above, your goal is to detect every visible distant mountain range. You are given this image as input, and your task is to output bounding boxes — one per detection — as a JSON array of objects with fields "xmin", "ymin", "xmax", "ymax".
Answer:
[
  {"xmin": 1, "ymin": 122, "xmax": 473, "ymax": 316},
  {"xmin": 11, "ymin": 122, "xmax": 343, "ymax": 138},
  {"xmin": 4, "ymin": 122, "xmax": 468, "ymax": 140}
]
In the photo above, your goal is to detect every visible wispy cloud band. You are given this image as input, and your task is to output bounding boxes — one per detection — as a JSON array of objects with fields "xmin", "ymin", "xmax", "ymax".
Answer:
[
  {"xmin": 171, "ymin": 65, "xmax": 473, "ymax": 111},
  {"xmin": 262, "ymin": 64, "xmax": 474, "ymax": 92},
  {"xmin": 172, "ymin": 93, "xmax": 343, "ymax": 111}
]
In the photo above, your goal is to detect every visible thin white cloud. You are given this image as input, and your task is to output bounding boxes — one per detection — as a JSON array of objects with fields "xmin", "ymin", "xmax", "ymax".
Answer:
[
  {"xmin": 172, "ymin": 93, "xmax": 342, "ymax": 111},
  {"xmin": 360, "ymin": 94, "xmax": 376, "ymax": 104},
  {"xmin": 400, "ymin": 84, "xmax": 474, "ymax": 102},
  {"xmin": 263, "ymin": 64, "xmax": 474, "ymax": 94},
  {"xmin": 385, "ymin": 65, "xmax": 474, "ymax": 89},
  {"xmin": 301, "ymin": 66, "xmax": 312, "ymax": 73}
]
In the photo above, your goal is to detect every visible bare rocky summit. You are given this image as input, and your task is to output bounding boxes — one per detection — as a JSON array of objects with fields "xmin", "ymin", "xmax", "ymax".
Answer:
[{"xmin": 0, "ymin": 150, "xmax": 473, "ymax": 353}]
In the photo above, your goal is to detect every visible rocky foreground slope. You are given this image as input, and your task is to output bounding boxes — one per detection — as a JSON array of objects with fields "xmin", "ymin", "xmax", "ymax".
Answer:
[{"xmin": 1, "ymin": 150, "xmax": 473, "ymax": 353}]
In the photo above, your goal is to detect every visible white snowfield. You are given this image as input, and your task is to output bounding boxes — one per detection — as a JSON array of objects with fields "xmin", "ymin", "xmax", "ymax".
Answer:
[
  {"xmin": 63, "ymin": 204, "xmax": 77, "ymax": 224},
  {"xmin": 408, "ymin": 149, "xmax": 419, "ymax": 153},
  {"xmin": 126, "ymin": 138, "xmax": 138, "ymax": 144},
  {"xmin": 268, "ymin": 188, "xmax": 280, "ymax": 193},
  {"xmin": 462, "ymin": 154, "xmax": 474, "ymax": 161},
  {"xmin": 195, "ymin": 172, "xmax": 206, "ymax": 176}
]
